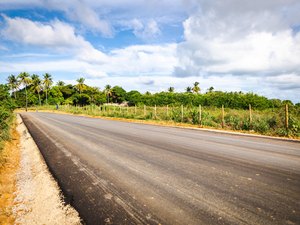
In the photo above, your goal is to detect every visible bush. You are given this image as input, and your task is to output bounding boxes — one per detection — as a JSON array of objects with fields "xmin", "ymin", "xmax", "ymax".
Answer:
[{"xmin": 0, "ymin": 85, "xmax": 15, "ymax": 150}]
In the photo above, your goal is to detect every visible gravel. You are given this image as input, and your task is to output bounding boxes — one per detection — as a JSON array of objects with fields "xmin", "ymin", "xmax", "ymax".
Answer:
[{"xmin": 13, "ymin": 115, "xmax": 81, "ymax": 225}]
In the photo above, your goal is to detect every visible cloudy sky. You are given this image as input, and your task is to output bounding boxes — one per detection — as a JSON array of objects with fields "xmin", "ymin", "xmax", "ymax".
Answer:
[{"xmin": 0, "ymin": 0, "xmax": 299, "ymax": 102}]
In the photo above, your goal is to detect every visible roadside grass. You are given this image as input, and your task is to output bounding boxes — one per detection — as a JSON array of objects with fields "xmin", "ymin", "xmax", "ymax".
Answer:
[
  {"xmin": 22, "ymin": 105, "xmax": 300, "ymax": 138},
  {"xmin": 0, "ymin": 109, "xmax": 15, "ymax": 151},
  {"xmin": 0, "ymin": 118, "xmax": 19, "ymax": 224}
]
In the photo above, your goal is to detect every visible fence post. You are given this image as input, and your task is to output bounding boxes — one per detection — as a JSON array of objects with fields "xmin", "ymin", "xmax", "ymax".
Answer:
[
  {"xmin": 249, "ymin": 104, "xmax": 252, "ymax": 129},
  {"xmin": 144, "ymin": 105, "xmax": 146, "ymax": 117},
  {"xmin": 135, "ymin": 105, "xmax": 137, "ymax": 115},
  {"xmin": 199, "ymin": 105, "xmax": 202, "ymax": 126},
  {"xmin": 154, "ymin": 105, "xmax": 157, "ymax": 119},
  {"xmin": 285, "ymin": 104, "xmax": 289, "ymax": 132},
  {"xmin": 222, "ymin": 105, "xmax": 225, "ymax": 128},
  {"xmin": 167, "ymin": 105, "xmax": 169, "ymax": 119},
  {"xmin": 181, "ymin": 105, "xmax": 184, "ymax": 122}
]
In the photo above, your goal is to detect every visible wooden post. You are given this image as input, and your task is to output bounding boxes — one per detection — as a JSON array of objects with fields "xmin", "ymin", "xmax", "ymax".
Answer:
[
  {"xmin": 119, "ymin": 105, "xmax": 121, "ymax": 114},
  {"xmin": 154, "ymin": 105, "xmax": 157, "ymax": 119},
  {"xmin": 127, "ymin": 105, "xmax": 129, "ymax": 115},
  {"xmin": 199, "ymin": 105, "xmax": 202, "ymax": 126},
  {"xmin": 166, "ymin": 105, "xmax": 169, "ymax": 119},
  {"xmin": 249, "ymin": 104, "xmax": 252, "ymax": 129},
  {"xmin": 135, "ymin": 105, "xmax": 137, "ymax": 115},
  {"xmin": 144, "ymin": 105, "xmax": 146, "ymax": 117},
  {"xmin": 222, "ymin": 105, "xmax": 225, "ymax": 128},
  {"xmin": 285, "ymin": 104, "xmax": 289, "ymax": 132},
  {"xmin": 181, "ymin": 105, "xmax": 184, "ymax": 122}
]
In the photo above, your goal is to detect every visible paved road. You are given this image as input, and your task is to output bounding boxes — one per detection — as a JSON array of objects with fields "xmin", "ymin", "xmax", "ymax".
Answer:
[{"xmin": 20, "ymin": 112, "xmax": 300, "ymax": 225}]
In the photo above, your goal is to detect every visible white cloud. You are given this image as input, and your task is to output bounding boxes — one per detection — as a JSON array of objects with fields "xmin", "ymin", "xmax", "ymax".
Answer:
[
  {"xmin": 0, "ymin": 43, "xmax": 177, "ymax": 79},
  {"xmin": 175, "ymin": 0, "xmax": 300, "ymax": 77},
  {"xmin": 0, "ymin": 0, "xmax": 113, "ymax": 36},
  {"xmin": 133, "ymin": 19, "xmax": 161, "ymax": 39},
  {"xmin": 1, "ymin": 15, "xmax": 108, "ymax": 63},
  {"xmin": 46, "ymin": 0, "xmax": 113, "ymax": 36},
  {"xmin": 0, "ymin": 0, "xmax": 188, "ymax": 37},
  {"xmin": 119, "ymin": 18, "xmax": 161, "ymax": 40},
  {"xmin": 83, "ymin": 68, "xmax": 108, "ymax": 78},
  {"xmin": 105, "ymin": 44, "xmax": 177, "ymax": 75},
  {"xmin": 0, "ymin": 16, "xmax": 177, "ymax": 76},
  {"xmin": 1, "ymin": 15, "xmax": 83, "ymax": 48}
]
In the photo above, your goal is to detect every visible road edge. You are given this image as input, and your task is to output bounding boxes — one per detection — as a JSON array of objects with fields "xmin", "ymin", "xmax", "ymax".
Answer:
[{"xmin": 13, "ymin": 114, "xmax": 82, "ymax": 225}]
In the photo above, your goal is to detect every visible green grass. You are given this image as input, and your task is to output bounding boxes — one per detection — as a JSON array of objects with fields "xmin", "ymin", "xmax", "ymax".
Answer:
[
  {"xmin": 26, "ymin": 104, "xmax": 300, "ymax": 138},
  {"xmin": 0, "ymin": 109, "xmax": 15, "ymax": 151}
]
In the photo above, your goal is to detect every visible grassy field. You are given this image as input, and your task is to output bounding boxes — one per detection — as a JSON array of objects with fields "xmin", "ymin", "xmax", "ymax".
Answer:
[{"xmin": 24, "ymin": 104, "xmax": 300, "ymax": 138}]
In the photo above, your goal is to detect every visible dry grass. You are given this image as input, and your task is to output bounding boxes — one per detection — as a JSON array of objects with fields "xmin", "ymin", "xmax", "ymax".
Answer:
[{"xmin": 0, "ymin": 122, "xmax": 20, "ymax": 224}]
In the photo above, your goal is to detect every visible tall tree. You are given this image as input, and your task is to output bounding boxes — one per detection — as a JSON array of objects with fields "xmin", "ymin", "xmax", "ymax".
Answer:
[
  {"xmin": 18, "ymin": 72, "xmax": 31, "ymax": 111},
  {"xmin": 185, "ymin": 86, "xmax": 192, "ymax": 93},
  {"xmin": 168, "ymin": 87, "xmax": 175, "ymax": 93},
  {"xmin": 7, "ymin": 74, "xmax": 19, "ymax": 99},
  {"xmin": 76, "ymin": 77, "xmax": 86, "ymax": 94},
  {"xmin": 192, "ymin": 82, "xmax": 200, "ymax": 94},
  {"xmin": 111, "ymin": 86, "xmax": 126, "ymax": 103},
  {"xmin": 43, "ymin": 73, "xmax": 53, "ymax": 105},
  {"xmin": 57, "ymin": 80, "xmax": 65, "ymax": 87},
  {"xmin": 208, "ymin": 86, "xmax": 214, "ymax": 93},
  {"xmin": 104, "ymin": 84, "xmax": 112, "ymax": 103},
  {"xmin": 31, "ymin": 74, "xmax": 42, "ymax": 106}
]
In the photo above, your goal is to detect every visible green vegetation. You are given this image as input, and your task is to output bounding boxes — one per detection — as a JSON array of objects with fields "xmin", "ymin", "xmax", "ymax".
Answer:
[
  {"xmin": 27, "ymin": 104, "xmax": 300, "ymax": 137},
  {"xmin": 3, "ymin": 72, "xmax": 300, "ymax": 138},
  {"xmin": 0, "ymin": 84, "xmax": 15, "ymax": 150}
]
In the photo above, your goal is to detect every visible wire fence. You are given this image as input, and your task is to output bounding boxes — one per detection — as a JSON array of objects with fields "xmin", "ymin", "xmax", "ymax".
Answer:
[{"xmin": 29, "ymin": 104, "xmax": 300, "ymax": 137}]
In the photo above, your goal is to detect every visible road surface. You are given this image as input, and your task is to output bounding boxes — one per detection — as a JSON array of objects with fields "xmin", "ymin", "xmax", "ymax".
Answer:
[{"xmin": 20, "ymin": 112, "xmax": 300, "ymax": 225}]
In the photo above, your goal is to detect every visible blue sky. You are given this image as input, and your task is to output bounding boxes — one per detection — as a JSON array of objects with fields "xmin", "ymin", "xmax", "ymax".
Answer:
[{"xmin": 0, "ymin": 0, "xmax": 300, "ymax": 102}]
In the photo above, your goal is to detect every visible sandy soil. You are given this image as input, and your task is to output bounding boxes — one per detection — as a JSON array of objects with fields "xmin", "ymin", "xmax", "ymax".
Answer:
[
  {"xmin": 13, "ymin": 115, "xmax": 81, "ymax": 225},
  {"xmin": 0, "ymin": 121, "xmax": 19, "ymax": 224}
]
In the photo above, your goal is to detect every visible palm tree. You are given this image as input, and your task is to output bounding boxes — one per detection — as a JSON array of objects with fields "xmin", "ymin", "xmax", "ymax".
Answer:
[
  {"xmin": 208, "ymin": 86, "xmax": 214, "ymax": 93},
  {"xmin": 18, "ymin": 72, "xmax": 32, "ymax": 111},
  {"xmin": 185, "ymin": 86, "xmax": 192, "ymax": 93},
  {"xmin": 57, "ymin": 80, "xmax": 65, "ymax": 87},
  {"xmin": 7, "ymin": 74, "xmax": 19, "ymax": 99},
  {"xmin": 192, "ymin": 82, "xmax": 200, "ymax": 94},
  {"xmin": 43, "ymin": 73, "xmax": 53, "ymax": 105},
  {"xmin": 168, "ymin": 87, "xmax": 175, "ymax": 93},
  {"xmin": 104, "ymin": 84, "xmax": 112, "ymax": 103},
  {"xmin": 76, "ymin": 77, "xmax": 86, "ymax": 94},
  {"xmin": 31, "ymin": 74, "xmax": 42, "ymax": 106}
]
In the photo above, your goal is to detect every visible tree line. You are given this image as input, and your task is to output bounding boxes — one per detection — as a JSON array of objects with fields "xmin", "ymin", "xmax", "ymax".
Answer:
[{"xmin": 5, "ymin": 72, "xmax": 299, "ymax": 110}]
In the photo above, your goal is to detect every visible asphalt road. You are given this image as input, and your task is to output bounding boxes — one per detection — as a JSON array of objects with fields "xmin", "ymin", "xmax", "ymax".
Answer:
[{"xmin": 20, "ymin": 112, "xmax": 300, "ymax": 225}]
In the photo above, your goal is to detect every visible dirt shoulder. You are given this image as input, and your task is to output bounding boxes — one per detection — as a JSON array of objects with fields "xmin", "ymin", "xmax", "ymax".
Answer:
[
  {"xmin": 0, "ymin": 119, "xmax": 19, "ymax": 224},
  {"xmin": 0, "ymin": 114, "xmax": 82, "ymax": 225}
]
